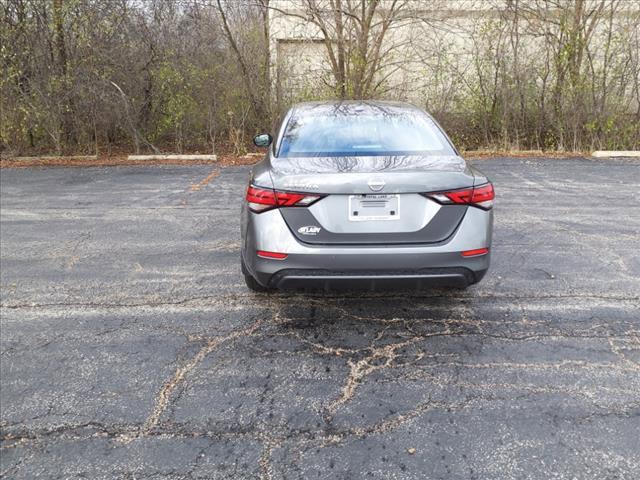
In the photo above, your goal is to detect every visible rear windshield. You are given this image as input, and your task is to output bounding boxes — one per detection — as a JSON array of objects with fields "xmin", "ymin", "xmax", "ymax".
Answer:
[{"xmin": 278, "ymin": 110, "xmax": 455, "ymax": 157}]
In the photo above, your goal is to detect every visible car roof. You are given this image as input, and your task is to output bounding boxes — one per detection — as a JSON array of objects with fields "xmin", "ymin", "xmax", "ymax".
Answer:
[{"xmin": 290, "ymin": 100, "xmax": 425, "ymax": 117}]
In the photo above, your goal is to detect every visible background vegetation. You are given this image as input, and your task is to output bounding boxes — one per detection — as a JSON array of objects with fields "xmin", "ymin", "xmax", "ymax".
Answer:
[{"xmin": 2, "ymin": 0, "xmax": 639, "ymax": 156}]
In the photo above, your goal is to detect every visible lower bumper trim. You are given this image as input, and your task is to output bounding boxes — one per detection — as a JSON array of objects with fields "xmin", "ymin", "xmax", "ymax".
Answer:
[{"xmin": 268, "ymin": 267, "xmax": 482, "ymax": 291}]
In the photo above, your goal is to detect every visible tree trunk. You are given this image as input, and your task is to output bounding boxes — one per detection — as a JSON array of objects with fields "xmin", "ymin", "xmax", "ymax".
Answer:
[
  {"xmin": 53, "ymin": 0, "xmax": 74, "ymax": 151},
  {"xmin": 216, "ymin": 0, "xmax": 267, "ymax": 122}
]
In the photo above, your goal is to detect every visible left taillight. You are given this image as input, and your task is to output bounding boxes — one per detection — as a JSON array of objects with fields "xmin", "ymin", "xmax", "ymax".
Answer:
[
  {"xmin": 246, "ymin": 186, "xmax": 277, "ymax": 212},
  {"xmin": 424, "ymin": 182, "xmax": 495, "ymax": 210},
  {"xmin": 246, "ymin": 185, "xmax": 323, "ymax": 213}
]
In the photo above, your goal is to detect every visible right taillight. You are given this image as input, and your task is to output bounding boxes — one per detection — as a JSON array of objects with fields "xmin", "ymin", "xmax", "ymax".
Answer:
[
  {"xmin": 246, "ymin": 185, "xmax": 323, "ymax": 213},
  {"xmin": 425, "ymin": 183, "xmax": 494, "ymax": 210}
]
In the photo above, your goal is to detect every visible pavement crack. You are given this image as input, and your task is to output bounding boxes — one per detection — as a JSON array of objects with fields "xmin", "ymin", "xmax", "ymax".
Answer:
[
  {"xmin": 0, "ymin": 421, "xmax": 128, "ymax": 445},
  {"xmin": 608, "ymin": 331, "xmax": 640, "ymax": 369},
  {"xmin": 125, "ymin": 319, "xmax": 262, "ymax": 441},
  {"xmin": 0, "ymin": 294, "xmax": 248, "ymax": 310},
  {"xmin": 3, "ymin": 292, "xmax": 639, "ymax": 311},
  {"xmin": 324, "ymin": 336, "xmax": 424, "ymax": 421},
  {"xmin": 258, "ymin": 436, "xmax": 282, "ymax": 480}
]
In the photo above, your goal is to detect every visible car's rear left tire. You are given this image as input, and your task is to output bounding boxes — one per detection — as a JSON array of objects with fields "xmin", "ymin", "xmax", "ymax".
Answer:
[
  {"xmin": 244, "ymin": 272, "xmax": 271, "ymax": 292},
  {"xmin": 241, "ymin": 255, "xmax": 271, "ymax": 293}
]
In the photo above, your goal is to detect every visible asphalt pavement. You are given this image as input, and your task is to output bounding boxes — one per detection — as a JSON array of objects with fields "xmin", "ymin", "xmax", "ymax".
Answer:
[{"xmin": 1, "ymin": 157, "xmax": 639, "ymax": 479}]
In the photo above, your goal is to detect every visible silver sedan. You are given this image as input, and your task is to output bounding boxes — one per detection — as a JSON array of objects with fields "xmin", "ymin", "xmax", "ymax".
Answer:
[{"xmin": 240, "ymin": 101, "xmax": 494, "ymax": 291}]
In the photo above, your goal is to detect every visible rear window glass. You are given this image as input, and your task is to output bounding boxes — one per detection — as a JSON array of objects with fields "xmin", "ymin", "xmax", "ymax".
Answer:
[{"xmin": 278, "ymin": 111, "xmax": 454, "ymax": 157}]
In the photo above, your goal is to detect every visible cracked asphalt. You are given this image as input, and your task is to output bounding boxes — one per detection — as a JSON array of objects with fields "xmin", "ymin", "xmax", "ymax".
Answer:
[{"xmin": 1, "ymin": 157, "xmax": 639, "ymax": 479}]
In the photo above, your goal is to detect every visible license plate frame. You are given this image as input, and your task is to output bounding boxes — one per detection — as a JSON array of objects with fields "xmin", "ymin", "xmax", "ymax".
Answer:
[{"xmin": 348, "ymin": 194, "xmax": 400, "ymax": 221}]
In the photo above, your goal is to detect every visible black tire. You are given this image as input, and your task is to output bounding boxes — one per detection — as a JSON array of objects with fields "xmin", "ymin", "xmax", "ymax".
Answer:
[
  {"xmin": 241, "ymin": 255, "xmax": 271, "ymax": 293},
  {"xmin": 244, "ymin": 272, "xmax": 270, "ymax": 292}
]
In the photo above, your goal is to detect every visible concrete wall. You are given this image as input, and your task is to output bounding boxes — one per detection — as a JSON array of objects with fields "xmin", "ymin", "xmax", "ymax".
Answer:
[{"xmin": 269, "ymin": 0, "xmax": 640, "ymax": 109}]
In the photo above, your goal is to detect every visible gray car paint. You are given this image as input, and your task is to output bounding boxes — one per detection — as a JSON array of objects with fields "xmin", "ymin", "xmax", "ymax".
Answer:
[
  {"xmin": 241, "ymin": 100, "xmax": 493, "ymax": 290},
  {"xmin": 279, "ymin": 205, "xmax": 468, "ymax": 245}
]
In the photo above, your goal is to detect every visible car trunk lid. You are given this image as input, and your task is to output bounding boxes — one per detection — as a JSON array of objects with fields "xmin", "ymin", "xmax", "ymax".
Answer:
[{"xmin": 268, "ymin": 154, "xmax": 474, "ymax": 245}]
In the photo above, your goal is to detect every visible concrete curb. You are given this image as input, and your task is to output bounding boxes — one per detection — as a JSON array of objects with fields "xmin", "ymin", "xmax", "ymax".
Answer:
[
  {"xmin": 127, "ymin": 154, "xmax": 217, "ymax": 161},
  {"xmin": 2, "ymin": 155, "xmax": 98, "ymax": 161},
  {"xmin": 592, "ymin": 151, "xmax": 640, "ymax": 158}
]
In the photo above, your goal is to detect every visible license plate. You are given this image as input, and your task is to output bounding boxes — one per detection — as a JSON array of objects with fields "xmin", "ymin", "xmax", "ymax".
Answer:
[{"xmin": 348, "ymin": 194, "xmax": 400, "ymax": 221}]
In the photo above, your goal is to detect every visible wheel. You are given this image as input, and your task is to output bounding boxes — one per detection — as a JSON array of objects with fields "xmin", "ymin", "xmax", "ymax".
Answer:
[
  {"xmin": 244, "ymin": 272, "xmax": 270, "ymax": 292},
  {"xmin": 241, "ymin": 255, "xmax": 271, "ymax": 292}
]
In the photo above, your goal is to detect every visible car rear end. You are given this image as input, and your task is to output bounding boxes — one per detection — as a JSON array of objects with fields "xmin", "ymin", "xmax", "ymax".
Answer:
[{"xmin": 240, "ymin": 101, "xmax": 494, "ymax": 291}]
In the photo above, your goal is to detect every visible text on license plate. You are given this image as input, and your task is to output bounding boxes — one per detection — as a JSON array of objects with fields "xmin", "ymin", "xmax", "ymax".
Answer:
[{"xmin": 348, "ymin": 194, "xmax": 400, "ymax": 221}]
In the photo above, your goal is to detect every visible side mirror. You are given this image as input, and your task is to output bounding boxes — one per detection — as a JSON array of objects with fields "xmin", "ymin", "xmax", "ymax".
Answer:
[{"xmin": 253, "ymin": 133, "xmax": 273, "ymax": 148}]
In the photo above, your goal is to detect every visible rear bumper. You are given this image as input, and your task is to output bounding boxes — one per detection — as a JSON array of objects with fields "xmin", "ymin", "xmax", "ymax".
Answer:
[
  {"xmin": 250, "ymin": 250, "xmax": 490, "ymax": 289},
  {"xmin": 267, "ymin": 267, "xmax": 486, "ymax": 290},
  {"xmin": 241, "ymin": 203, "xmax": 493, "ymax": 290}
]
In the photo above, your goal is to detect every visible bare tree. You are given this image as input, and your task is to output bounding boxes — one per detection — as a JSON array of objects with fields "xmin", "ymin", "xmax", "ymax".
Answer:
[
  {"xmin": 1, "ymin": 0, "xmax": 638, "ymax": 155},
  {"xmin": 214, "ymin": 0, "xmax": 271, "ymax": 121},
  {"xmin": 269, "ymin": 0, "xmax": 414, "ymax": 99}
]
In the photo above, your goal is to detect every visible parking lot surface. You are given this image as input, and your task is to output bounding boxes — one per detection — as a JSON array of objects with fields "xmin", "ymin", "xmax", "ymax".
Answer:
[{"xmin": 1, "ymin": 157, "xmax": 639, "ymax": 479}]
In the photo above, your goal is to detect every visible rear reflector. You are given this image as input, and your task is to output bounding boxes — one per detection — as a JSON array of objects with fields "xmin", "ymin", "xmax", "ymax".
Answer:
[
  {"xmin": 461, "ymin": 248, "xmax": 489, "ymax": 257},
  {"xmin": 246, "ymin": 185, "xmax": 323, "ymax": 213},
  {"xmin": 257, "ymin": 250, "xmax": 288, "ymax": 260}
]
